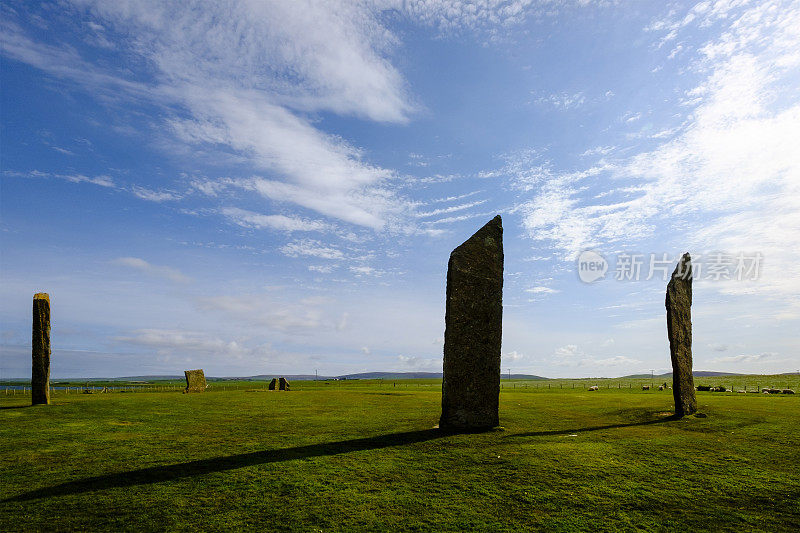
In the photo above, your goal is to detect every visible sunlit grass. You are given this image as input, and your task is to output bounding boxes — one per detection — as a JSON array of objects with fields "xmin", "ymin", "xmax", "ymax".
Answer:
[{"xmin": 1, "ymin": 378, "xmax": 798, "ymax": 531}]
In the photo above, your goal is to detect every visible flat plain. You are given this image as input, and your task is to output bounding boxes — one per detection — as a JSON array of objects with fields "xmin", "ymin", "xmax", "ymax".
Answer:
[{"xmin": 1, "ymin": 377, "xmax": 798, "ymax": 531}]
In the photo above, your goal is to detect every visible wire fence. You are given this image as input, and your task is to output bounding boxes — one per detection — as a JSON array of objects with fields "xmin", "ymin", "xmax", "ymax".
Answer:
[{"xmin": 2, "ymin": 378, "xmax": 797, "ymax": 397}]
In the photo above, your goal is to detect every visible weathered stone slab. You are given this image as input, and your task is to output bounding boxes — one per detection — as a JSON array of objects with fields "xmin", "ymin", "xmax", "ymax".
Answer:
[
  {"xmin": 440, "ymin": 215, "xmax": 503, "ymax": 431},
  {"xmin": 184, "ymin": 369, "xmax": 207, "ymax": 393},
  {"xmin": 279, "ymin": 377, "xmax": 290, "ymax": 391},
  {"xmin": 666, "ymin": 253, "xmax": 697, "ymax": 417},
  {"xmin": 268, "ymin": 378, "xmax": 277, "ymax": 390},
  {"xmin": 32, "ymin": 293, "xmax": 51, "ymax": 405}
]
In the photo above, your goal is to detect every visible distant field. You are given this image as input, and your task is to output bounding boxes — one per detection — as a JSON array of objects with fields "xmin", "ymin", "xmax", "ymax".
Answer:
[{"xmin": 1, "ymin": 377, "xmax": 798, "ymax": 531}]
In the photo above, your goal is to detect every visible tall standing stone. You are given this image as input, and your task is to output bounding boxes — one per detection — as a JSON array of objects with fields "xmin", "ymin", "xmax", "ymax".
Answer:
[
  {"xmin": 32, "ymin": 293, "xmax": 51, "ymax": 405},
  {"xmin": 440, "ymin": 215, "xmax": 503, "ymax": 431},
  {"xmin": 279, "ymin": 377, "xmax": 290, "ymax": 391},
  {"xmin": 666, "ymin": 252, "xmax": 697, "ymax": 417},
  {"xmin": 184, "ymin": 369, "xmax": 207, "ymax": 393},
  {"xmin": 268, "ymin": 378, "xmax": 277, "ymax": 390}
]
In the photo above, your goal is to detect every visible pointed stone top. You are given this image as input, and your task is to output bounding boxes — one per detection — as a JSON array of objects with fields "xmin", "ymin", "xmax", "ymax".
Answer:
[
  {"xmin": 34, "ymin": 293, "xmax": 50, "ymax": 302},
  {"xmin": 670, "ymin": 252, "xmax": 692, "ymax": 281},
  {"xmin": 456, "ymin": 215, "xmax": 502, "ymax": 248}
]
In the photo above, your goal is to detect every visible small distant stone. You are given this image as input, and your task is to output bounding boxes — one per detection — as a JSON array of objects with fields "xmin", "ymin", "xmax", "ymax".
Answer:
[
  {"xmin": 268, "ymin": 378, "xmax": 277, "ymax": 390},
  {"xmin": 279, "ymin": 377, "xmax": 290, "ymax": 391}
]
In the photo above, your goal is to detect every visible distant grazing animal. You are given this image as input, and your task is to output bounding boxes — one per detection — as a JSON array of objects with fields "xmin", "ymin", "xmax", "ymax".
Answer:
[
  {"xmin": 782, "ymin": 389, "xmax": 795, "ymax": 395},
  {"xmin": 588, "ymin": 385, "xmax": 599, "ymax": 391},
  {"xmin": 697, "ymin": 385, "xmax": 711, "ymax": 391},
  {"xmin": 766, "ymin": 388, "xmax": 782, "ymax": 394},
  {"xmin": 642, "ymin": 385, "xmax": 650, "ymax": 390},
  {"xmin": 658, "ymin": 385, "xmax": 664, "ymax": 391},
  {"xmin": 737, "ymin": 390, "xmax": 746, "ymax": 394}
]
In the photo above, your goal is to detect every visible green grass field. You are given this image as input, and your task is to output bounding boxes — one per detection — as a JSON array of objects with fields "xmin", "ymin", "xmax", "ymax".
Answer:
[{"xmin": 2, "ymin": 378, "xmax": 799, "ymax": 531}]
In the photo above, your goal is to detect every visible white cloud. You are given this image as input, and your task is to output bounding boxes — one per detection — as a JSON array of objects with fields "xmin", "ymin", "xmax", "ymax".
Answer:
[
  {"xmin": 4, "ymin": 169, "xmax": 116, "ymax": 188},
  {"xmin": 115, "ymin": 328, "xmax": 271, "ymax": 360},
  {"xmin": 535, "ymin": 92, "xmax": 586, "ymax": 109},
  {"xmin": 581, "ymin": 145, "xmax": 616, "ymax": 157},
  {"xmin": 593, "ymin": 355, "xmax": 641, "ymax": 367},
  {"xmin": 349, "ymin": 266, "xmax": 385, "ymax": 277},
  {"xmin": 308, "ymin": 265, "xmax": 335, "ymax": 274},
  {"xmin": 504, "ymin": 350, "xmax": 525, "ymax": 362},
  {"xmin": 396, "ymin": 354, "xmax": 440, "ymax": 371},
  {"xmin": 513, "ymin": 0, "xmax": 800, "ymax": 307},
  {"xmin": 221, "ymin": 207, "xmax": 329, "ymax": 233},
  {"xmin": 525, "ymin": 286, "xmax": 559, "ymax": 294},
  {"xmin": 711, "ymin": 352, "xmax": 776, "ymax": 364},
  {"xmin": 3, "ymin": 2, "xmax": 415, "ymax": 229},
  {"xmin": 424, "ymin": 212, "xmax": 495, "ymax": 226},
  {"xmin": 416, "ymin": 199, "xmax": 487, "ymax": 218},
  {"xmin": 111, "ymin": 257, "xmax": 190, "ymax": 283},
  {"xmin": 280, "ymin": 239, "xmax": 345, "ymax": 260},
  {"xmin": 198, "ymin": 294, "xmax": 328, "ymax": 332},
  {"xmin": 131, "ymin": 186, "xmax": 182, "ymax": 202}
]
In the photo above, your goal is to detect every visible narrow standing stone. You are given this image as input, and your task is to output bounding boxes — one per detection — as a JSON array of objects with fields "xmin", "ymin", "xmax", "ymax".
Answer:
[
  {"xmin": 440, "ymin": 215, "xmax": 503, "ymax": 431},
  {"xmin": 666, "ymin": 252, "xmax": 697, "ymax": 417},
  {"xmin": 279, "ymin": 377, "xmax": 290, "ymax": 391},
  {"xmin": 32, "ymin": 293, "xmax": 51, "ymax": 405},
  {"xmin": 184, "ymin": 369, "xmax": 207, "ymax": 393},
  {"xmin": 268, "ymin": 378, "xmax": 277, "ymax": 390}
]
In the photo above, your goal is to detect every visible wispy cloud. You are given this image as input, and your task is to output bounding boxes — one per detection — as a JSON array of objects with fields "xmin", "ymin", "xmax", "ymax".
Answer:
[
  {"xmin": 534, "ymin": 91, "xmax": 586, "ymax": 109},
  {"xmin": 710, "ymin": 352, "xmax": 776, "ymax": 364},
  {"xmin": 4, "ymin": 169, "xmax": 116, "ymax": 188},
  {"xmin": 111, "ymin": 257, "xmax": 190, "ymax": 283},
  {"xmin": 511, "ymin": 0, "xmax": 800, "ymax": 311},
  {"xmin": 525, "ymin": 286, "xmax": 559, "ymax": 294},
  {"xmin": 416, "ymin": 199, "xmax": 487, "ymax": 218},
  {"xmin": 131, "ymin": 186, "xmax": 182, "ymax": 202},
  {"xmin": 221, "ymin": 207, "xmax": 330, "ymax": 233},
  {"xmin": 114, "ymin": 328, "xmax": 271, "ymax": 359},
  {"xmin": 280, "ymin": 239, "xmax": 345, "ymax": 260}
]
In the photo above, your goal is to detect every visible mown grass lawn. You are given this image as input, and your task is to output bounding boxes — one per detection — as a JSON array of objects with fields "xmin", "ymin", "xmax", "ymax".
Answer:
[{"xmin": 1, "ymin": 380, "xmax": 798, "ymax": 531}]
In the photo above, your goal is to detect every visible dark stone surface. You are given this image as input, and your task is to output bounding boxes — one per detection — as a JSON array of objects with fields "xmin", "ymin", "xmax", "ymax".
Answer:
[
  {"xmin": 268, "ymin": 378, "xmax": 277, "ymax": 390},
  {"xmin": 31, "ymin": 293, "xmax": 51, "ymax": 406},
  {"xmin": 279, "ymin": 377, "xmax": 290, "ymax": 391},
  {"xmin": 666, "ymin": 253, "xmax": 697, "ymax": 417},
  {"xmin": 184, "ymin": 369, "xmax": 207, "ymax": 393},
  {"xmin": 440, "ymin": 215, "xmax": 503, "ymax": 431}
]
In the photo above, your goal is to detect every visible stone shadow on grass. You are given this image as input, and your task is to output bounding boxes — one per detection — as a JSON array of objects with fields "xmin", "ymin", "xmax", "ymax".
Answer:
[
  {"xmin": 0, "ymin": 404, "xmax": 34, "ymax": 410},
  {"xmin": 508, "ymin": 413, "xmax": 679, "ymax": 438},
  {"xmin": 3, "ymin": 429, "xmax": 445, "ymax": 502}
]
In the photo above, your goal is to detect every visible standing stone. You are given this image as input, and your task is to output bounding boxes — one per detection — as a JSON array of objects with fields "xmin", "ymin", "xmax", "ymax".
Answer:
[
  {"xmin": 184, "ymin": 369, "xmax": 207, "ymax": 393},
  {"xmin": 31, "ymin": 293, "xmax": 51, "ymax": 405},
  {"xmin": 279, "ymin": 377, "xmax": 290, "ymax": 391},
  {"xmin": 440, "ymin": 215, "xmax": 503, "ymax": 431},
  {"xmin": 666, "ymin": 252, "xmax": 697, "ymax": 417},
  {"xmin": 268, "ymin": 378, "xmax": 277, "ymax": 390}
]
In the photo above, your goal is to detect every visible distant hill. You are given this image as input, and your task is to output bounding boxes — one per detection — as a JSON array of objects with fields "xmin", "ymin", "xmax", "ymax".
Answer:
[
  {"xmin": 10, "ymin": 370, "xmax": 790, "ymax": 383},
  {"xmin": 336, "ymin": 372, "xmax": 548, "ymax": 380},
  {"xmin": 59, "ymin": 371, "xmax": 548, "ymax": 382},
  {"xmin": 621, "ymin": 371, "xmax": 745, "ymax": 379}
]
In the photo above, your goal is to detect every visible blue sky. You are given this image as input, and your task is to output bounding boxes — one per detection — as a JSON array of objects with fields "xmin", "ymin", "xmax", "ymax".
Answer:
[{"xmin": 1, "ymin": 0, "xmax": 798, "ymax": 378}]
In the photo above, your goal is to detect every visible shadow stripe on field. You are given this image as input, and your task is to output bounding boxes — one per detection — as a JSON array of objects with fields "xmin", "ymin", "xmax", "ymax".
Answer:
[{"xmin": 3, "ymin": 429, "xmax": 445, "ymax": 502}]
